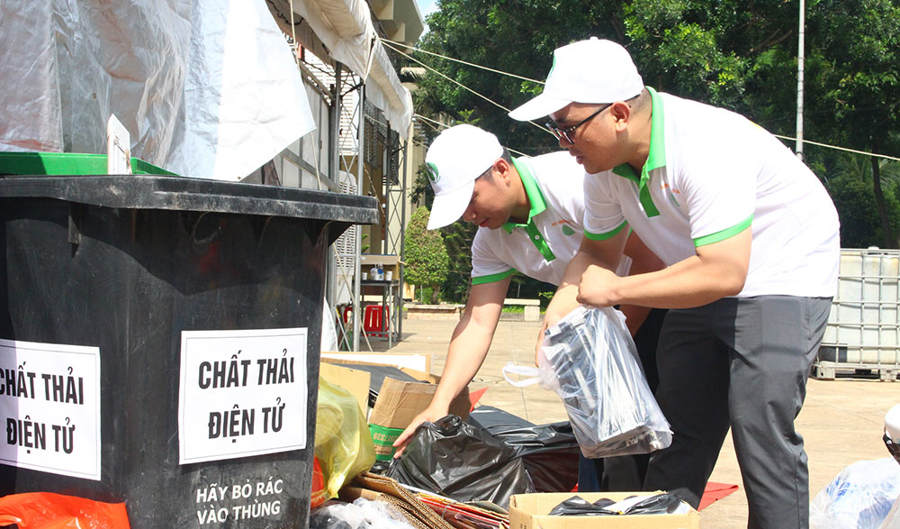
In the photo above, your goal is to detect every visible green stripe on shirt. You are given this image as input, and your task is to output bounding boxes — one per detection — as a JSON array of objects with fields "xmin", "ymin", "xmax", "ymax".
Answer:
[
  {"xmin": 584, "ymin": 220, "xmax": 629, "ymax": 241},
  {"xmin": 472, "ymin": 268, "xmax": 516, "ymax": 285},
  {"xmin": 693, "ymin": 215, "xmax": 753, "ymax": 247}
]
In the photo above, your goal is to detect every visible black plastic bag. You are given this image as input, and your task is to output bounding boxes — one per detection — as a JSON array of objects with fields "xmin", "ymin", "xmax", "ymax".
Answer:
[
  {"xmin": 547, "ymin": 493, "xmax": 684, "ymax": 516},
  {"xmin": 385, "ymin": 415, "xmax": 533, "ymax": 508},
  {"xmin": 466, "ymin": 406, "xmax": 580, "ymax": 493}
]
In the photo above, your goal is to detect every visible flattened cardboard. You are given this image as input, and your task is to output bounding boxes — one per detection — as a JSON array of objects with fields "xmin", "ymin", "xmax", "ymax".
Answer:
[
  {"xmin": 369, "ymin": 377, "xmax": 471, "ymax": 428},
  {"xmin": 509, "ymin": 492, "xmax": 700, "ymax": 529},
  {"xmin": 321, "ymin": 351, "xmax": 431, "ymax": 373},
  {"xmin": 342, "ymin": 472, "xmax": 456, "ymax": 529}
]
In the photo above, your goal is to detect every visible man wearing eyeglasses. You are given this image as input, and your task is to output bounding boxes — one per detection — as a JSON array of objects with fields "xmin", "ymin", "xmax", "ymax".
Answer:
[
  {"xmin": 391, "ymin": 124, "xmax": 667, "ymax": 492},
  {"xmin": 509, "ymin": 38, "xmax": 840, "ymax": 529}
]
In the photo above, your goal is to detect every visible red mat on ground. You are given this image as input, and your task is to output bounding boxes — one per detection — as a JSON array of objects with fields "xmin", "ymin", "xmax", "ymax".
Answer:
[
  {"xmin": 468, "ymin": 387, "xmax": 489, "ymax": 411},
  {"xmin": 698, "ymin": 482, "xmax": 739, "ymax": 510}
]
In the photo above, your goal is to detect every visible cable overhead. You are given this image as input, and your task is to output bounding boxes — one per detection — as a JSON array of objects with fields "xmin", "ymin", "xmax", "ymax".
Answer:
[
  {"xmin": 385, "ymin": 39, "xmax": 545, "ymax": 85},
  {"xmin": 772, "ymin": 135, "xmax": 900, "ymax": 162},
  {"xmin": 382, "ymin": 39, "xmax": 552, "ymax": 139},
  {"xmin": 388, "ymin": 38, "xmax": 899, "ymax": 163}
]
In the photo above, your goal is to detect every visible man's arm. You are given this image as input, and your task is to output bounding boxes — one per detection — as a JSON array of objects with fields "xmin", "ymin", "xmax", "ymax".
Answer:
[
  {"xmin": 577, "ymin": 227, "xmax": 751, "ymax": 309},
  {"xmin": 537, "ymin": 229, "xmax": 630, "ymax": 359},
  {"xmin": 619, "ymin": 231, "xmax": 666, "ymax": 335},
  {"xmin": 393, "ymin": 276, "xmax": 511, "ymax": 456}
]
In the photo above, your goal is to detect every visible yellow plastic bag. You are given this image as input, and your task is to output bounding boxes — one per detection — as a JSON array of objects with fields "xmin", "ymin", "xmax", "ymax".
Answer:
[{"xmin": 315, "ymin": 376, "xmax": 375, "ymax": 499}]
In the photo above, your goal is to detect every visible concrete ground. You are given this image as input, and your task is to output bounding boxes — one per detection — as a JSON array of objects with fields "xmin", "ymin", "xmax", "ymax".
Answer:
[{"xmin": 368, "ymin": 317, "xmax": 899, "ymax": 528}]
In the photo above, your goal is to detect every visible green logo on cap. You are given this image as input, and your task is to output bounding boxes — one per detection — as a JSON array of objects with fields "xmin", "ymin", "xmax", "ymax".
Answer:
[{"xmin": 426, "ymin": 162, "xmax": 440, "ymax": 183}]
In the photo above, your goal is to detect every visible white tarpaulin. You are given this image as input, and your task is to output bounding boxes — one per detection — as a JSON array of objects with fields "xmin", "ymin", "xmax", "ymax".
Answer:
[
  {"xmin": 270, "ymin": 0, "xmax": 413, "ymax": 137},
  {"xmin": 0, "ymin": 0, "xmax": 315, "ymax": 180}
]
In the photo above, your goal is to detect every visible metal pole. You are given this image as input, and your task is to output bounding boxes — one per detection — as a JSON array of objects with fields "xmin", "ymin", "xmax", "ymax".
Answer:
[
  {"xmin": 331, "ymin": 64, "xmax": 342, "ymax": 187},
  {"xmin": 398, "ymin": 136, "xmax": 408, "ymax": 342},
  {"xmin": 353, "ymin": 84, "xmax": 366, "ymax": 352},
  {"xmin": 796, "ymin": 0, "xmax": 806, "ymax": 159},
  {"xmin": 325, "ymin": 63, "xmax": 342, "ymax": 313}
]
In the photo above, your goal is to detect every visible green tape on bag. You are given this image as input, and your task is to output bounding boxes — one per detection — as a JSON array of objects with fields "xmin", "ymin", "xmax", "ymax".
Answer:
[{"xmin": 369, "ymin": 424, "xmax": 403, "ymax": 461}]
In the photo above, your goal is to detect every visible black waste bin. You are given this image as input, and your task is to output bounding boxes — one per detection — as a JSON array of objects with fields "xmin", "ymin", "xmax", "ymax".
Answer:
[{"xmin": 0, "ymin": 174, "xmax": 377, "ymax": 528}]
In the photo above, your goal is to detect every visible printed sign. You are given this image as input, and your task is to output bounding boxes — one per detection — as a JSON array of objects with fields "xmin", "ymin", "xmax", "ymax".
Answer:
[
  {"xmin": 0, "ymin": 339, "xmax": 101, "ymax": 481},
  {"xmin": 178, "ymin": 328, "xmax": 308, "ymax": 465}
]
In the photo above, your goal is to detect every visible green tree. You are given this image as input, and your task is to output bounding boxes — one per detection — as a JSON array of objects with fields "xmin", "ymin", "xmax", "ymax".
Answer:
[
  {"xmin": 411, "ymin": 0, "xmax": 900, "ymax": 247},
  {"xmin": 440, "ymin": 220, "xmax": 477, "ymax": 302},
  {"xmin": 802, "ymin": 0, "xmax": 900, "ymax": 247},
  {"xmin": 826, "ymin": 153, "xmax": 900, "ymax": 248},
  {"xmin": 405, "ymin": 206, "xmax": 450, "ymax": 303}
]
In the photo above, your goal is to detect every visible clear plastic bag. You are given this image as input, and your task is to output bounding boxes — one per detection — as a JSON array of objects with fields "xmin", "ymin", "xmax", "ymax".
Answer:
[
  {"xmin": 309, "ymin": 498, "xmax": 418, "ymax": 529},
  {"xmin": 505, "ymin": 306, "xmax": 671, "ymax": 459},
  {"xmin": 810, "ymin": 458, "xmax": 900, "ymax": 529}
]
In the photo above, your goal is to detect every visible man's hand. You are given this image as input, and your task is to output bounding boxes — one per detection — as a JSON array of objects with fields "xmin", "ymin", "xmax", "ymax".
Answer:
[
  {"xmin": 576, "ymin": 264, "xmax": 621, "ymax": 307},
  {"xmin": 392, "ymin": 405, "xmax": 448, "ymax": 457},
  {"xmin": 534, "ymin": 306, "xmax": 571, "ymax": 364}
]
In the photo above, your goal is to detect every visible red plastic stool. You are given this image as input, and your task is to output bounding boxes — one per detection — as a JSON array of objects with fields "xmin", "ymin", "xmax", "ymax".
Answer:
[{"xmin": 363, "ymin": 305, "xmax": 390, "ymax": 338}]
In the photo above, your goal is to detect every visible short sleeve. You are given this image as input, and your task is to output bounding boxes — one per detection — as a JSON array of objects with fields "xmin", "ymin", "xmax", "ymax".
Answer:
[
  {"xmin": 471, "ymin": 230, "xmax": 515, "ymax": 284},
  {"xmin": 676, "ymin": 120, "xmax": 759, "ymax": 247},
  {"xmin": 583, "ymin": 172, "xmax": 628, "ymax": 240}
]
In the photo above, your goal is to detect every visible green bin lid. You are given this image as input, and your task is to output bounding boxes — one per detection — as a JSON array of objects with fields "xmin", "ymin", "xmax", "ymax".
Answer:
[{"xmin": 0, "ymin": 152, "xmax": 177, "ymax": 176}]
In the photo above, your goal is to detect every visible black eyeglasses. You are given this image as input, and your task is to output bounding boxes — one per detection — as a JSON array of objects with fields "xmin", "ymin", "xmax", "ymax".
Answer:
[{"xmin": 545, "ymin": 103, "xmax": 612, "ymax": 144}]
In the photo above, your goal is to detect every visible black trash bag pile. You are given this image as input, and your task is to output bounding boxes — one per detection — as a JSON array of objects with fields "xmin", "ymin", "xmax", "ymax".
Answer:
[
  {"xmin": 467, "ymin": 406, "xmax": 580, "ymax": 494},
  {"xmin": 383, "ymin": 408, "xmax": 580, "ymax": 508},
  {"xmin": 386, "ymin": 415, "xmax": 530, "ymax": 507},
  {"xmin": 548, "ymin": 493, "xmax": 684, "ymax": 516}
]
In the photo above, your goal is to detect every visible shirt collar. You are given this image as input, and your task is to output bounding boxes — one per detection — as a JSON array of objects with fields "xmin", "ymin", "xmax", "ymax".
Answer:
[
  {"xmin": 502, "ymin": 157, "xmax": 547, "ymax": 233},
  {"xmin": 611, "ymin": 86, "xmax": 665, "ymax": 217}
]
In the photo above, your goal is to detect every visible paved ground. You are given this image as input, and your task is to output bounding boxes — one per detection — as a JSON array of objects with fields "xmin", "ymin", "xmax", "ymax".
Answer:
[{"xmin": 367, "ymin": 317, "xmax": 899, "ymax": 528}]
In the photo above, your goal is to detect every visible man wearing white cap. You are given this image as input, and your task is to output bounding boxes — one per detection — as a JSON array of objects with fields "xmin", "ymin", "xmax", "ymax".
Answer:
[
  {"xmin": 509, "ymin": 38, "xmax": 840, "ymax": 529},
  {"xmin": 392, "ymin": 124, "xmax": 666, "ymax": 491}
]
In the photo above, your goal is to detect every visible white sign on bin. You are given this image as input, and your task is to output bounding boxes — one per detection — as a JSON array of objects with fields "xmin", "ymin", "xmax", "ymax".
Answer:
[
  {"xmin": 178, "ymin": 328, "xmax": 308, "ymax": 465},
  {"xmin": 0, "ymin": 339, "xmax": 101, "ymax": 481}
]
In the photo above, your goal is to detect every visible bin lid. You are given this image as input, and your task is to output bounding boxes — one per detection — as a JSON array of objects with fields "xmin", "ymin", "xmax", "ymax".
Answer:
[
  {"xmin": 0, "ymin": 174, "xmax": 379, "ymax": 224},
  {"xmin": 0, "ymin": 152, "xmax": 177, "ymax": 176}
]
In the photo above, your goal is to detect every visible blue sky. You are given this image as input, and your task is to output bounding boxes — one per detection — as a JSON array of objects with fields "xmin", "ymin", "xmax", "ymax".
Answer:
[
  {"xmin": 418, "ymin": 0, "xmax": 439, "ymax": 16},
  {"xmin": 417, "ymin": 0, "xmax": 438, "ymax": 31}
]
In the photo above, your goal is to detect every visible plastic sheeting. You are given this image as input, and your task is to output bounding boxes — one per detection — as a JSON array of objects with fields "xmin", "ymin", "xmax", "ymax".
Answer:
[
  {"xmin": 0, "ymin": 0, "xmax": 315, "ymax": 181},
  {"xmin": 268, "ymin": 0, "xmax": 413, "ymax": 136}
]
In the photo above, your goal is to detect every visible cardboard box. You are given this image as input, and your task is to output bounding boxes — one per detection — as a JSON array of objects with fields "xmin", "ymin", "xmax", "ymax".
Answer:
[
  {"xmin": 368, "ymin": 377, "xmax": 471, "ymax": 460},
  {"xmin": 509, "ymin": 492, "xmax": 700, "ymax": 529},
  {"xmin": 321, "ymin": 351, "xmax": 431, "ymax": 373},
  {"xmin": 319, "ymin": 363, "xmax": 370, "ymax": 414}
]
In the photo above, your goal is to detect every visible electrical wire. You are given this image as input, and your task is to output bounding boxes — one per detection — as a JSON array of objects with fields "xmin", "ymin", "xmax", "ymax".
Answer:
[
  {"xmin": 381, "ymin": 39, "xmax": 552, "ymax": 139},
  {"xmin": 384, "ymin": 39, "xmax": 899, "ymax": 163},
  {"xmin": 772, "ymin": 134, "xmax": 900, "ymax": 162},
  {"xmin": 384, "ymin": 38, "xmax": 544, "ymax": 85}
]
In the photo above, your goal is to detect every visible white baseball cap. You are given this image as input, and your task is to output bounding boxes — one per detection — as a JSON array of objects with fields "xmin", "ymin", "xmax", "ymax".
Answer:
[
  {"xmin": 424, "ymin": 124, "xmax": 503, "ymax": 229},
  {"xmin": 508, "ymin": 38, "xmax": 644, "ymax": 121}
]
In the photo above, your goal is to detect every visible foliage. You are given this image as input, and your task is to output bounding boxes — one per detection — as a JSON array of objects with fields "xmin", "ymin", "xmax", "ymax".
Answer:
[
  {"xmin": 405, "ymin": 206, "xmax": 450, "ymax": 303},
  {"xmin": 412, "ymin": 162, "xmax": 435, "ymax": 210},
  {"xmin": 826, "ymin": 154, "xmax": 900, "ymax": 248},
  {"xmin": 440, "ymin": 220, "xmax": 478, "ymax": 302},
  {"xmin": 411, "ymin": 0, "xmax": 900, "ymax": 247}
]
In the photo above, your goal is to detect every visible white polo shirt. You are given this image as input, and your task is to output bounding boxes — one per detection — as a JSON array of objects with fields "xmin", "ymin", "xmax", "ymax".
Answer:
[
  {"xmin": 584, "ymin": 87, "xmax": 840, "ymax": 298},
  {"xmin": 471, "ymin": 152, "xmax": 588, "ymax": 287}
]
